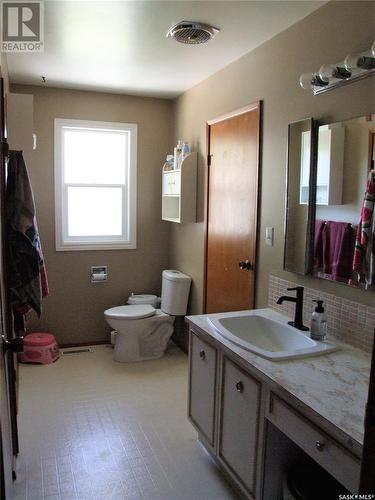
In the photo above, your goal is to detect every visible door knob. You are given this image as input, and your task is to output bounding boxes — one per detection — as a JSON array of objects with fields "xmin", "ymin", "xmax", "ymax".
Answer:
[
  {"xmin": 239, "ymin": 260, "xmax": 254, "ymax": 270},
  {"xmin": 1, "ymin": 335, "xmax": 24, "ymax": 354}
]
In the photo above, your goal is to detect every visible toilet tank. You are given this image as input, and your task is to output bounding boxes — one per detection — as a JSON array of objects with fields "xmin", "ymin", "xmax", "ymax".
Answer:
[{"xmin": 161, "ymin": 270, "xmax": 191, "ymax": 315}]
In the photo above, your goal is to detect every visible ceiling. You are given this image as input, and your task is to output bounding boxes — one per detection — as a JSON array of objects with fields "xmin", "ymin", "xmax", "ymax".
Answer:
[{"xmin": 7, "ymin": 1, "xmax": 324, "ymax": 99}]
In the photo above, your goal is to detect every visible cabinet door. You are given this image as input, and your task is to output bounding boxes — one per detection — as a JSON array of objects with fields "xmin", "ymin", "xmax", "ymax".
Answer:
[
  {"xmin": 219, "ymin": 356, "xmax": 261, "ymax": 497},
  {"xmin": 188, "ymin": 332, "xmax": 217, "ymax": 446},
  {"xmin": 162, "ymin": 171, "xmax": 180, "ymax": 195}
]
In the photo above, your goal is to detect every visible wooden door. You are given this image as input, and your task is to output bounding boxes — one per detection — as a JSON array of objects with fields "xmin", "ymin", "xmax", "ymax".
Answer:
[
  {"xmin": 218, "ymin": 356, "xmax": 261, "ymax": 498},
  {"xmin": 188, "ymin": 332, "xmax": 217, "ymax": 447},
  {"xmin": 205, "ymin": 103, "xmax": 261, "ymax": 313}
]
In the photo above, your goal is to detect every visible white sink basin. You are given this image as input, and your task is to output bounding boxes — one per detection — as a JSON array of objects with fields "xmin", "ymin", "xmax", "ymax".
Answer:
[{"xmin": 208, "ymin": 309, "xmax": 338, "ymax": 361}]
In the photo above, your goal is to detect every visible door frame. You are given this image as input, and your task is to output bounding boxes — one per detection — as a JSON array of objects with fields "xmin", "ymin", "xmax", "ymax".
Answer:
[
  {"xmin": 368, "ymin": 128, "xmax": 375, "ymax": 172},
  {"xmin": 0, "ymin": 76, "xmax": 15, "ymax": 498},
  {"xmin": 203, "ymin": 101, "xmax": 262, "ymax": 313}
]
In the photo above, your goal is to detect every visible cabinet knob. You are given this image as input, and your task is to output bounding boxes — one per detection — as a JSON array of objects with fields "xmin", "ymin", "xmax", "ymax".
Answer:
[
  {"xmin": 236, "ymin": 381, "xmax": 244, "ymax": 393},
  {"xmin": 199, "ymin": 350, "xmax": 206, "ymax": 360},
  {"xmin": 315, "ymin": 440, "xmax": 325, "ymax": 451}
]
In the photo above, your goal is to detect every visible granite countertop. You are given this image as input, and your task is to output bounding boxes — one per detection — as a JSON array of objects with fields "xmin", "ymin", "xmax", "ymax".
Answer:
[{"xmin": 186, "ymin": 308, "xmax": 371, "ymax": 449}]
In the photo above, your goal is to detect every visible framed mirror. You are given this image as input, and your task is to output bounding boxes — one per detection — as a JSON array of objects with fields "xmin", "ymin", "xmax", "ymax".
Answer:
[
  {"xmin": 284, "ymin": 118, "xmax": 316, "ymax": 275},
  {"xmin": 312, "ymin": 114, "xmax": 375, "ymax": 289}
]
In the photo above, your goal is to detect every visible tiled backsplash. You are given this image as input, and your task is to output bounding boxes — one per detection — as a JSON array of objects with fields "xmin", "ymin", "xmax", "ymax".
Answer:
[{"xmin": 268, "ymin": 275, "xmax": 375, "ymax": 353}]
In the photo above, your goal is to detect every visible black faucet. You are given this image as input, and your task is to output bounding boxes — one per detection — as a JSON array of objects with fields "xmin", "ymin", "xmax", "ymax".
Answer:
[{"xmin": 276, "ymin": 286, "xmax": 309, "ymax": 331}]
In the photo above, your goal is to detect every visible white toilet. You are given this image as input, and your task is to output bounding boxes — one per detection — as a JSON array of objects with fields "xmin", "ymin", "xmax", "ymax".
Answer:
[{"xmin": 104, "ymin": 270, "xmax": 191, "ymax": 362}]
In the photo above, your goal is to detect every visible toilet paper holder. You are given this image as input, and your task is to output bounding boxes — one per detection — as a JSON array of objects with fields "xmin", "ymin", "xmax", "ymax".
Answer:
[{"xmin": 91, "ymin": 266, "xmax": 107, "ymax": 283}]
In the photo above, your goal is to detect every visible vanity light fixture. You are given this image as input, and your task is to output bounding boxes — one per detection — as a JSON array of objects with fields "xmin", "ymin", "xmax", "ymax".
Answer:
[{"xmin": 299, "ymin": 41, "xmax": 375, "ymax": 95}]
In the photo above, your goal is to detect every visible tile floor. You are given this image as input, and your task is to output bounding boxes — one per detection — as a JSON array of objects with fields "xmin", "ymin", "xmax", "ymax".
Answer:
[{"xmin": 14, "ymin": 344, "xmax": 237, "ymax": 500}]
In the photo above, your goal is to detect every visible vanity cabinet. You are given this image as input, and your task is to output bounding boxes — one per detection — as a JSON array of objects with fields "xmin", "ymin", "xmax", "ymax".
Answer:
[
  {"xmin": 218, "ymin": 356, "xmax": 261, "ymax": 497},
  {"xmin": 188, "ymin": 331, "xmax": 218, "ymax": 448},
  {"xmin": 187, "ymin": 324, "xmax": 361, "ymax": 499},
  {"xmin": 188, "ymin": 328, "xmax": 263, "ymax": 499}
]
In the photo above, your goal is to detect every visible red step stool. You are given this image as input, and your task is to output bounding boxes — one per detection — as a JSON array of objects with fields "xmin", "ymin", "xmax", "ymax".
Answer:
[{"xmin": 19, "ymin": 333, "xmax": 59, "ymax": 364}]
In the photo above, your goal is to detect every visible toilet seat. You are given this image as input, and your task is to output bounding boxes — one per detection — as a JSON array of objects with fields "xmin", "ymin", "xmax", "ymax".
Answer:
[{"xmin": 104, "ymin": 304, "xmax": 156, "ymax": 320}]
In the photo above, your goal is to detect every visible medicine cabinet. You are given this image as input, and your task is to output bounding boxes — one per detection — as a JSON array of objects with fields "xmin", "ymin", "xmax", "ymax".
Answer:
[{"xmin": 284, "ymin": 114, "xmax": 375, "ymax": 290}]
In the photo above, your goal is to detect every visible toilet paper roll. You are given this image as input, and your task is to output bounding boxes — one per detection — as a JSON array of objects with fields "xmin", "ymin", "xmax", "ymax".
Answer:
[{"xmin": 91, "ymin": 273, "xmax": 107, "ymax": 282}]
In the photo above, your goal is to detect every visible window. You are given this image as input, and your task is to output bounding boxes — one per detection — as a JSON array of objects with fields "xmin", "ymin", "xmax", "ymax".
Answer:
[{"xmin": 54, "ymin": 118, "xmax": 137, "ymax": 250}]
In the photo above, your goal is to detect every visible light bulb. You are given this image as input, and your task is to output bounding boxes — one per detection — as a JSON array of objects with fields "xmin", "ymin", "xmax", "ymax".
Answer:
[
  {"xmin": 319, "ymin": 64, "xmax": 351, "ymax": 81},
  {"xmin": 299, "ymin": 72, "xmax": 329, "ymax": 90},
  {"xmin": 345, "ymin": 53, "xmax": 375, "ymax": 70},
  {"xmin": 318, "ymin": 64, "xmax": 335, "ymax": 82},
  {"xmin": 344, "ymin": 54, "xmax": 360, "ymax": 70},
  {"xmin": 299, "ymin": 73, "xmax": 314, "ymax": 90}
]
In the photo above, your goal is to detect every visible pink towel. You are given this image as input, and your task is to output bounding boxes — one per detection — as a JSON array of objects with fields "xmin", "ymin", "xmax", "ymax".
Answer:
[
  {"xmin": 353, "ymin": 170, "xmax": 375, "ymax": 286},
  {"xmin": 322, "ymin": 221, "xmax": 355, "ymax": 281}
]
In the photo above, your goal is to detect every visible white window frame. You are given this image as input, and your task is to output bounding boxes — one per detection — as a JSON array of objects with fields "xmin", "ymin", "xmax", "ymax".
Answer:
[{"xmin": 54, "ymin": 118, "xmax": 137, "ymax": 251}]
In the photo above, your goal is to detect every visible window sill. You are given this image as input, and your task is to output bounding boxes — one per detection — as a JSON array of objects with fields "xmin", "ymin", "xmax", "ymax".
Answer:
[{"xmin": 56, "ymin": 242, "xmax": 136, "ymax": 251}]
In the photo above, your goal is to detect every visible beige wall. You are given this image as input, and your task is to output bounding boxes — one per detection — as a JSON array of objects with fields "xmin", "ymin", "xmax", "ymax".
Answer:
[
  {"xmin": 8, "ymin": 93, "xmax": 34, "ymax": 169},
  {"xmin": 170, "ymin": 0, "xmax": 375, "ymax": 314},
  {"xmin": 11, "ymin": 85, "xmax": 173, "ymax": 345}
]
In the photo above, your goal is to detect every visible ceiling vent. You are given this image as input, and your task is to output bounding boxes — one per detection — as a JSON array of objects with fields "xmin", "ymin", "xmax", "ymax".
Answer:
[{"xmin": 166, "ymin": 21, "xmax": 219, "ymax": 45}]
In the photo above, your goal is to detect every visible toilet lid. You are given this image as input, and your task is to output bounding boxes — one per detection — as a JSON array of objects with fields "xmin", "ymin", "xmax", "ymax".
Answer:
[{"xmin": 104, "ymin": 304, "xmax": 156, "ymax": 319}]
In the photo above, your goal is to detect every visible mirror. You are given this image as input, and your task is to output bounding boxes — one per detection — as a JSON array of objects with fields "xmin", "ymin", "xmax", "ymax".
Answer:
[
  {"xmin": 312, "ymin": 115, "xmax": 375, "ymax": 289},
  {"xmin": 284, "ymin": 118, "xmax": 315, "ymax": 275}
]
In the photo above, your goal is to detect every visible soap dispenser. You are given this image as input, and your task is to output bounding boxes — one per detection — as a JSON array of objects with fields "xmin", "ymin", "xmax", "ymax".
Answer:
[{"xmin": 310, "ymin": 300, "xmax": 327, "ymax": 341}]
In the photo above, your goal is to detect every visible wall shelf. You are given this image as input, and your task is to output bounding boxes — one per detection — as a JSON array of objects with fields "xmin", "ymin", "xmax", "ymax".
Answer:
[
  {"xmin": 316, "ymin": 125, "xmax": 345, "ymax": 205},
  {"xmin": 162, "ymin": 152, "xmax": 197, "ymax": 223}
]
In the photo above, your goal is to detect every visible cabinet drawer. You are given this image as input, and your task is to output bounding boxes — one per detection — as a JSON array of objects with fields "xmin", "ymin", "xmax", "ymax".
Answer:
[
  {"xmin": 267, "ymin": 394, "xmax": 360, "ymax": 493},
  {"xmin": 189, "ymin": 332, "xmax": 217, "ymax": 446},
  {"xmin": 162, "ymin": 171, "xmax": 180, "ymax": 195}
]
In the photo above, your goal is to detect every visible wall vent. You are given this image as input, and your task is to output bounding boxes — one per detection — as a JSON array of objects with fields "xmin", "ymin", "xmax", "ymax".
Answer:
[{"xmin": 61, "ymin": 348, "xmax": 92, "ymax": 355}]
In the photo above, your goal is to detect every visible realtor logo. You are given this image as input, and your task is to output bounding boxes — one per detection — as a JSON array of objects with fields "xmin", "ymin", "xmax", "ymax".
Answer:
[{"xmin": 1, "ymin": 1, "xmax": 44, "ymax": 52}]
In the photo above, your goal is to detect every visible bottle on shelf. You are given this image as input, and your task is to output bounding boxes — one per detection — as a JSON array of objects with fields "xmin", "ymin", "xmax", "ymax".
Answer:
[
  {"xmin": 181, "ymin": 141, "xmax": 190, "ymax": 163},
  {"xmin": 173, "ymin": 140, "xmax": 183, "ymax": 169},
  {"xmin": 163, "ymin": 154, "xmax": 174, "ymax": 171}
]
